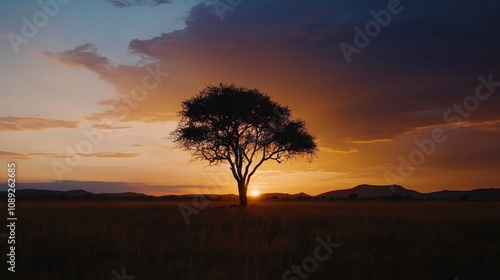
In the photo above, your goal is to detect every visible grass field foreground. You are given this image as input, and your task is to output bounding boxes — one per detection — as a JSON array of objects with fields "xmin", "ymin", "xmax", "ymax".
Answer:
[{"xmin": 2, "ymin": 200, "xmax": 500, "ymax": 279}]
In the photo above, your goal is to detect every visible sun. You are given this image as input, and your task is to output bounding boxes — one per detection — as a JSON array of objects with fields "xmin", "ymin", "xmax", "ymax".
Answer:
[{"xmin": 250, "ymin": 189, "xmax": 260, "ymax": 197}]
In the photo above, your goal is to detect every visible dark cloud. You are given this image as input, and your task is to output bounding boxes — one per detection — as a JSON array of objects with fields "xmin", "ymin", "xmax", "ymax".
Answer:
[
  {"xmin": 32, "ymin": 0, "xmax": 500, "ymax": 190},
  {"xmin": 107, "ymin": 0, "xmax": 172, "ymax": 8},
  {"xmin": 127, "ymin": 0, "xmax": 500, "ymax": 142},
  {"xmin": 47, "ymin": 0, "xmax": 500, "ymax": 144}
]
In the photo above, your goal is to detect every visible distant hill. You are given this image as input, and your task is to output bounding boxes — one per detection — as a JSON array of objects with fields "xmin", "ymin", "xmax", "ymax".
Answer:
[
  {"xmin": 12, "ymin": 189, "xmax": 94, "ymax": 197},
  {"xmin": 424, "ymin": 188, "xmax": 500, "ymax": 200},
  {"xmin": 318, "ymin": 184, "xmax": 422, "ymax": 199},
  {"xmin": 0, "ymin": 189, "xmax": 239, "ymax": 201},
  {"xmin": 259, "ymin": 192, "xmax": 312, "ymax": 199},
  {"xmin": 2, "ymin": 184, "xmax": 500, "ymax": 201},
  {"xmin": 317, "ymin": 184, "xmax": 500, "ymax": 201},
  {"xmin": 0, "ymin": 189, "xmax": 150, "ymax": 200},
  {"xmin": 98, "ymin": 192, "xmax": 149, "ymax": 198}
]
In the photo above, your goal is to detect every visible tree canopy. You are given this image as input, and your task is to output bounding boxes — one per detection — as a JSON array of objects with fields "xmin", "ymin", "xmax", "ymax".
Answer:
[{"xmin": 171, "ymin": 84, "xmax": 317, "ymax": 206}]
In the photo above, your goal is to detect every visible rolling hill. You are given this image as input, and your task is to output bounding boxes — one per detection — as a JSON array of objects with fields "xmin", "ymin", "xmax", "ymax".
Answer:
[
  {"xmin": 2, "ymin": 184, "xmax": 500, "ymax": 201},
  {"xmin": 318, "ymin": 184, "xmax": 422, "ymax": 198}
]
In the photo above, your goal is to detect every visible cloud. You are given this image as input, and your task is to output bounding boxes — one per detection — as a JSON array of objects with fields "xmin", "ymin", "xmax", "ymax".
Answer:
[
  {"xmin": 107, "ymin": 0, "xmax": 172, "ymax": 8},
  {"xmin": 460, "ymin": 120, "xmax": 500, "ymax": 130},
  {"xmin": 79, "ymin": 152, "xmax": 139, "ymax": 158},
  {"xmin": 126, "ymin": 0, "xmax": 500, "ymax": 141},
  {"xmin": 0, "ymin": 151, "xmax": 28, "ymax": 159},
  {"xmin": 24, "ymin": 153, "xmax": 74, "ymax": 158},
  {"xmin": 344, "ymin": 138, "xmax": 393, "ymax": 144},
  {"xmin": 254, "ymin": 169, "xmax": 282, "ymax": 177},
  {"xmin": 0, "ymin": 117, "xmax": 79, "ymax": 132},
  {"xmin": 43, "ymin": 44, "xmax": 177, "ymax": 123},
  {"xmin": 0, "ymin": 151, "xmax": 72, "ymax": 159},
  {"xmin": 0, "ymin": 151, "xmax": 139, "ymax": 159},
  {"xmin": 44, "ymin": 0, "xmax": 500, "ymax": 145},
  {"xmin": 92, "ymin": 123, "xmax": 132, "ymax": 130},
  {"xmin": 43, "ymin": 43, "xmax": 113, "ymax": 72},
  {"xmin": 320, "ymin": 147, "xmax": 360, "ymax": 154}
]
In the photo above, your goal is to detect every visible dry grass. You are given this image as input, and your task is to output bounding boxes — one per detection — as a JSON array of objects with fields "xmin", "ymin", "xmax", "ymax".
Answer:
[{"xmin": 2, "ymin": 200, "xmax": 500, "ymax": 279}]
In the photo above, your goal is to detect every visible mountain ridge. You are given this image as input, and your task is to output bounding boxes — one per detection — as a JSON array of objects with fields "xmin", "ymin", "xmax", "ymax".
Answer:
[{"xmin": 2, "ymin": 184, "xmax": 500, "ymax": 200}]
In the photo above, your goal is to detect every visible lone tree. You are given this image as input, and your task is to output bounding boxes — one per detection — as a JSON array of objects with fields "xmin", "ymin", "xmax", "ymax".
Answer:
[{"xmin": 171, "ymin": 84, "xmax": 317, "ymax": 206}]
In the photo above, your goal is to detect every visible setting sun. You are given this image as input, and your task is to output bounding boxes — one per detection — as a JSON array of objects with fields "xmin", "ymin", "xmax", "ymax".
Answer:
[{"xmin": 250, "ymin": 189, "xmax": 260, "ymax": 197}]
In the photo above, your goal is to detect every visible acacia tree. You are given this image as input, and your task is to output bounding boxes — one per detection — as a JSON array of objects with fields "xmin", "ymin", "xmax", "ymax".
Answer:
[{"xmin": 171, "ymin": 84, "xmax": 317, "ymax": 206}]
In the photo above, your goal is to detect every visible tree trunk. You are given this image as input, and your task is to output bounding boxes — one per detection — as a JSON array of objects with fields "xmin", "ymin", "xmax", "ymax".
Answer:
[{"xmin": 237, "ymin": 180, "xmax": 248, "ymax": 206}]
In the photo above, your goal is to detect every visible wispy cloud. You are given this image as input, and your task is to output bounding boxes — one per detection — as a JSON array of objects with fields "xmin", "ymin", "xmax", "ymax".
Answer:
[
  {"xmin": 79, "ymin": 152, "xmax": 139, "ymax": 158},
  {"xmin": 0, "ymin": 117, "xmax": 79, "ymax": 132},
  {"xmin": 401, "ymin": 119, "xmax": 500, "ymax": 136},
  {"xmin": 107, "ymin": 0, "xmax": 172, "ymax": 8},
  {"xmin": 0, "ymin": 151, "xmax": 28, "ymax": 159},
  {"xmin": 42, "ymin": 43, "xmax": 113, "ymax": 72},
  {"xmin": 320, "ymin": 147, "xmax": 360, "ymax": 154},
  {"xmin": 459, "ymin": 120, "xmax": 500, "ymax": 130},
  {"xmin": 0, "ymin": 151, "xmax": 72, "ymax": 159},
  {"xmin": 43, "ymin": 44, "xmax": 175, "ymax": 123},
  {"xmin": 24, "ymin": 153, "xmax": 74, "ymax": 158},
  {"xmin": 0, "ymin": 151, "xmax": 139, "ymax": 159},
  {"xmin": 92, "ymin": 123, "xmax": 132, "ymax": 130},
  {"xmin": 344, "ymin": 138, "xmax": 393, "ymax": 144}
]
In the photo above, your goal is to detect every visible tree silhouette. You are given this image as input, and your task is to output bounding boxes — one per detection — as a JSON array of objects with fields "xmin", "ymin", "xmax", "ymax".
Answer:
[{"xmin": 171, "ymin": 84, "xmax": 317, "ymax": 206}]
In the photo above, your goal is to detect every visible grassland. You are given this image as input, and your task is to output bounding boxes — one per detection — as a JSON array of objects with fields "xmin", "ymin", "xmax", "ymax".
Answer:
[{"xmin": 2, "ymin": 200, "xmax": 500, "ymax": 279}]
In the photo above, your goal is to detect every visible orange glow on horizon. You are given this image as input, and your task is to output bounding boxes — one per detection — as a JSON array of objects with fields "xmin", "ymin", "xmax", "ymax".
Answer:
[{"xmin": 250, "ymin": 189, "xmax": 260, "ymax": 197}]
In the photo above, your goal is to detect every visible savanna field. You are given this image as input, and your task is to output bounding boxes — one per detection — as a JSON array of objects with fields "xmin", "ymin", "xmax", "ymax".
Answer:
[{"xmin": 2, "ymin": 200, "xmax": 500, "ymax": 280}]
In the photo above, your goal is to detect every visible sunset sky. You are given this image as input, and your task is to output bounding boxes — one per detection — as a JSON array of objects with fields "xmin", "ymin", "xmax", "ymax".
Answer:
[{"xmin": 1, "ymin": 0, "xmax": 499, "ymax": 196}]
